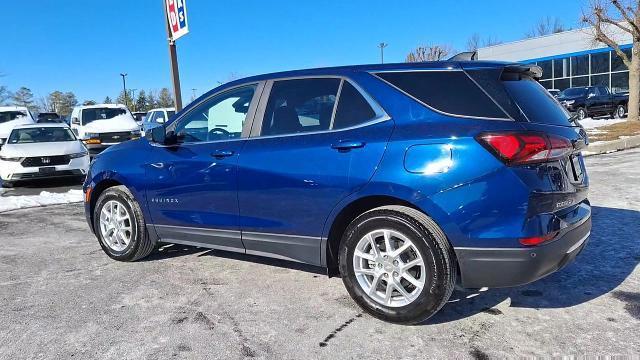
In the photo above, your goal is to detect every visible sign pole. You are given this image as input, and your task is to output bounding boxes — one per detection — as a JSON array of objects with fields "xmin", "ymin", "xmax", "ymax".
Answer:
[{"xmin": 163, "ymin": 1, "xmax": 183, "ymax": 111}]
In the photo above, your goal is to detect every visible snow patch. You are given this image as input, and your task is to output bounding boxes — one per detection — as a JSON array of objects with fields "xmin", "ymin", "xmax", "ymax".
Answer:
[
  {"xmin": 579, "ymin": 116, "xmax": 626, "ymax": 129},
  {"xmin": 0, "ymin": 189, "xmax": 83, "ymax": 213}
]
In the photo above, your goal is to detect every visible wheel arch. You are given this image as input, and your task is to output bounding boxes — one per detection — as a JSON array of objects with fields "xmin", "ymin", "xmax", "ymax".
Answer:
[{"xmin": 323, "ymin": 194, "xmax": 457, "ymax": 277}]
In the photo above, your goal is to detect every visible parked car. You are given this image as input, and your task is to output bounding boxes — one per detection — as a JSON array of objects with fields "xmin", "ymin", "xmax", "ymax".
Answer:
[
  {"xmin": 131, "ymin": 111, "xmax": 147, "ymax": 127},
  {"xmin": 547, "ymin": 88, "xmax": 561, "ymax": 98},
  {"xmin": 0, "ymin": 106, "xmax": 36, "ymax": 148},
  {"xmin": 141, "ymin": 108, "xmax": 175, "ymax": 136},
  {"xmin": 557, "ymin": 85, "xmax": 628, "ymax": 120},
  {"xmin": 83, "ymin": 61, "xmax": 591, "ymax": 324},
  {"xmin": 69, "ymin": 104, "xmax": 141, "ymax": 156},
  {"xmin": 37, "ymin": 112, "xmax": 64, "ymax": 123},
  {"xmin": 0, "ymin": 123, "xmax": 89, "ymax": 187}
]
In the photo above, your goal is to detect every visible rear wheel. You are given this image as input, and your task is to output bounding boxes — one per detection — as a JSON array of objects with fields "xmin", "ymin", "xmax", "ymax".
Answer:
[
  {"xmin": 576, "ymin": 107, "xmax": 588, "ymax": 120},
  {"xmin": 339, "ymin": 206, "xmax": 456, "ymax": 324},
  {"xmin": 614, "ymin": 104, "xmax": 626, "ymax": 119},
  {"xmin": 93, "ymin": 185, "xmax": 155, "ymax": 261}
]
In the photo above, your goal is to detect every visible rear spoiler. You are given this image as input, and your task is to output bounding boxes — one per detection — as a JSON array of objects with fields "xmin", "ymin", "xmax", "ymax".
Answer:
[{"xmin": 502, "ymin": 64, "xmax": 543, "ymax": 80}]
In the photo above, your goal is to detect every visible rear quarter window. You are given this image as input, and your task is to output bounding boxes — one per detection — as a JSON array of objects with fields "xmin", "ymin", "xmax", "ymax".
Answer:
[{"xmin": 375, "ymin": 71, "xmax": 508, "ymax": 119}]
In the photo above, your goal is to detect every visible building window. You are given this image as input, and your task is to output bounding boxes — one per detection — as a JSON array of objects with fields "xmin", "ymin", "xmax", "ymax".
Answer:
[
  {"xmin": 538, "ymin": 60, "xmax": 552, "ymax": 80},
  {"xmin": 611, "ymin": 72, "xmax": 630, "ymax": 93},
  {"xmin": 572, "ymin": 76, "xmax": 589, "ymax": 87},
  {"xmin": 612, "ymin": 48, "xmax": 632, "ymax": 72},
  {"xmin": 591, "ymin": 73, "xmax": 609, "ymax": 88},
  {"xmin": 539, "ymin": 80, "xmax": 553, "ymax": 89},
  {"xmin": 554, "ymin": 78, "xmax": 570, "ymax": 91},
  {"xmin": 553, "ymin": 58, "xmax": 568, "ymax": 78},
  {"xmin": 571, "ymin": 55, "xmax": 589, "ymax": 76},
  {"xmin": 590, "ymin": 52, "xmax": 610, "ymax": 74}
]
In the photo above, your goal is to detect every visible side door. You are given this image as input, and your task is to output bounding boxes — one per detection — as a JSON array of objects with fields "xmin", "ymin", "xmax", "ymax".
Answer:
[
  {"xmin": 237, "ymin": 77, "xmax": 392, "ymax": 265},
  {"xmin": 598, "ymin": 86, "xmax": 614, "ymax": 113},
  {"xmin": 145, "ymin": 83, "xmax": 262, "ymax": 252}
]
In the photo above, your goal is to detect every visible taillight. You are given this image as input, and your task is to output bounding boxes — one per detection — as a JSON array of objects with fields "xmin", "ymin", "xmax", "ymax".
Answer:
[
  {"xmin": 520, "ymin": 231, "xmax": 558, "ymax": 246},
  {"xmin": 477, "ymin": 132, "xmax": 573, "ymax": 165}
]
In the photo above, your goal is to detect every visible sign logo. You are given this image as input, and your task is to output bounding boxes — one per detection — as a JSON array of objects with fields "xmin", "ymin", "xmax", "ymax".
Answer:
[
  {"xmin": 41, "ymin": 157, "xmax": 50, "ymax": 164},
  {"xmin": 165, "ymin": 0, "xmax": 189, "ymax": 40}
]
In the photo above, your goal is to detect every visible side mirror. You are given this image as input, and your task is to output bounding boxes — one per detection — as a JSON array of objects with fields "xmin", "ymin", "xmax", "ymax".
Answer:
[
  {"xmin": 156, "ymin": 117, "xmax": 165, "ymax": 124},
  {"xmin": 71, "ymin": 117, "xmax": 80, "ymax": 125},
  {"xmin": 146, "ymin": 126, "xmax": 177, "ymax": 145}
]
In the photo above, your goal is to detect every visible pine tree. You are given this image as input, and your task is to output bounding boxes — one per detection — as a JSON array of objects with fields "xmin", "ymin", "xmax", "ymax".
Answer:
[
  {"xmin": 104, "ymin": 96, "xmax": 113, "ymax": 104},
  {"xmin": 157, "ymin": 88, "xmax": 174, "ymax": 108},
  {"xmin": 146, "ymin": 90, "xmax": 158, "ymax": 110},
  {"xmin": 11, "ymin": 87, "xmax": 38, "ymax": 112},
  {"xmin": 0, "ymin": 86, "xmax": 10, "ymax": 106},
  {"xmin": 135, "ymin": 90, "xmax": 147, "ymax": 112}
]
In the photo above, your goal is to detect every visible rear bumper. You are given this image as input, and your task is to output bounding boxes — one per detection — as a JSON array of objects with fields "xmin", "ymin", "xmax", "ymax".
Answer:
[{"xmin": 455, "ymin": 207, "xmax": 591, "ymax": 288}]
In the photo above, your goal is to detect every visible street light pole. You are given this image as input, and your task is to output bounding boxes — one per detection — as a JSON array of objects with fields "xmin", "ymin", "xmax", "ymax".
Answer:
[
  {"xmin": 120, "ymin": 73, "xmax": 128, "ymax": 106},
  {"xmin": 378, "ymin": 42, "xmax": 388, "ymax": 64},
  {"xmin": 191, "ymin": 88, "xmax": 197, "ymax": 102}
]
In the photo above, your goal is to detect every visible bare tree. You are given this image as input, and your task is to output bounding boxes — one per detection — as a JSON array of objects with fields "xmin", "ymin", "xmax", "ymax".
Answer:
[
  {"xmin": 466, "ymin": 34, "xmax": 504, "ymax": 51},
  {"xmin": 582, "ymin": 0, "xmax": 640, "ymax": 121},
  {"xmin": 406, "ymin": 44, "xmax": 455, "ymax": 62},
  {"xmin": 525, "ymin": 17, "xmax": 567, "ymax": 38}
]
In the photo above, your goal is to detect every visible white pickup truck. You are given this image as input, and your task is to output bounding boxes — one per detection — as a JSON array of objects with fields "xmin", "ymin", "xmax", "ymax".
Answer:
[{"xmin": 69, "ymin": 104, "xmax": 141, "ymax": 156}]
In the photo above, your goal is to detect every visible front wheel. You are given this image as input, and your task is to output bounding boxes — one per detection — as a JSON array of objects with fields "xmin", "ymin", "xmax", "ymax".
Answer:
[
  {"xmin": 614, "ymin": 104, "xmax": 626, "ymax": 119},
  {"xmin": 93, "ymin": 185, "xmax": 156, "ymax": 261},
  {"xmin": 339, "ymin": 206, "xmax": 456, "ymax": 324}
]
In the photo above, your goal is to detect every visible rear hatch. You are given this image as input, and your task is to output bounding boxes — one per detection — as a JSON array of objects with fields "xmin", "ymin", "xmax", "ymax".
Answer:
[{"xmin": 464, "ymin": 63, "xmax": 590, "ymax": 243}]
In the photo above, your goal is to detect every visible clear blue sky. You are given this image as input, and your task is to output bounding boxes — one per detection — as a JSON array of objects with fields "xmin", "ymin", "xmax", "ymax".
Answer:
[{"xmin": 3, "ymin": 0, "xmax": 587, "ymax": 103}]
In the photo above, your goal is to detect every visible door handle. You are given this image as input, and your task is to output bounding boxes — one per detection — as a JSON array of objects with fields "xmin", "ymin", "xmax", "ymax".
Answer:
[
  {"xmin": 211, "ymin": 150, "xmax": 235, "ymax": 158},
  {"xmin": 331, "ymin": 141, "xmax": 365, "ymax": 151}
]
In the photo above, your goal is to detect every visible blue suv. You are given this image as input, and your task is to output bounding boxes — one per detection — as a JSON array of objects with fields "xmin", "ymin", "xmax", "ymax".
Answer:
[{"xmin": 84, "ymin": 61, "xmax": 591, "ymax": 324}]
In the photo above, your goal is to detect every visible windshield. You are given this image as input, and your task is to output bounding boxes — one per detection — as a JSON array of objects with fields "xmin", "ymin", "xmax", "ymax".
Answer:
[
  {"xmin": 81, "ymin": 108, "xmax": 127, "ymax": 125},
  {"xmin": 562, "ymin": 88, "xmax": 588, "ymax": 97},
  {"xmin": 8, "ymin": 127, "xmax": 77, "ymax": 144},
  {"xmin": 0, "ymin": 111, "xmax": 28, "ymax": 124},
  {"xmin": 502, "ymin": 78, "xmax": 572, "ymax": 126}
]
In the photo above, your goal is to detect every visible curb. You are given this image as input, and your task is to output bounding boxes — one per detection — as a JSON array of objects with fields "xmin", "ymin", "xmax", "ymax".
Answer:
[{"xmin": 583, "ymin": 134, "xmax": 640, "ymax": 157}]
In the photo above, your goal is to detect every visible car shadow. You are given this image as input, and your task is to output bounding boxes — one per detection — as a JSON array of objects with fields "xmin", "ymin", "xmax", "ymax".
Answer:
[
  {"xmin": 139, "ymin": 206, "xmax": 638, "ymax": 323},
  {"xmin": 428, "ymin": 205, "xmax": 640, "ymax": 324}
]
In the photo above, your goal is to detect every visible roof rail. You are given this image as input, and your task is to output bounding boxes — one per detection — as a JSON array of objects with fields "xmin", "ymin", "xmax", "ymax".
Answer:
[{"xmin": 447, "ymin": 51, "xmax": 478, "ymax": 61}]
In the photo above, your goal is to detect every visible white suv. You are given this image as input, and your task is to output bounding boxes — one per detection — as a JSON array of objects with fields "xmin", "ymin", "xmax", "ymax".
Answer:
[
  {"xmin": 141, "ymin": 108, "xmax": 175, "ymax": 136},
  {"xmin": 0, "ymin": 106, "xmax": 36, "ymax": 148},
  {"xmin": 69, "ymin": 104, "xmax": 141, "ymax": 156}
]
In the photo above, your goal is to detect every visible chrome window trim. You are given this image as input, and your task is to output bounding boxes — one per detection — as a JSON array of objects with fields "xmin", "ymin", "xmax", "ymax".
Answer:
[
  {"xmin": 248, "ymin": 75, "xmax": 391, "ymax": 140},
  {"xmin": 155, "ymin": 82, "xmax": 265, "ymax": 147},
  {"xmin": 371, "ymin": 70, "xmax": 513, "ymax": 121}
]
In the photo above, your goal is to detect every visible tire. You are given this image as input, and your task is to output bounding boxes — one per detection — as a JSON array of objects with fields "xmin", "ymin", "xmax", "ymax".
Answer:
[
  {"xmin": 338, "ymin": 205, "xmax": 456, "ymax": 324},
  {"xmin": 614, "ymin": 104, "xmax": 626, "ymax": 119},
  {"xmin": 576, "ymin": 107, "xmax": 588, "ymax": 120},
  {"xmin": 93, "ymin": 185, "xmax": 155, "ymax": 261}
]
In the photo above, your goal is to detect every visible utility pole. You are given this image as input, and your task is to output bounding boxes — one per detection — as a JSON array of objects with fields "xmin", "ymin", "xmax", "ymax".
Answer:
[
  {"xmin": 163, "ymin": 0, "xmax": 183, "ymax": 111},
  {"xmin": 120, "ymin": 73, "xmax": 128, "ymax": 106},
  {"xmin": 378, "ymin": 42, "xmax": 388, "ymax": 64}
]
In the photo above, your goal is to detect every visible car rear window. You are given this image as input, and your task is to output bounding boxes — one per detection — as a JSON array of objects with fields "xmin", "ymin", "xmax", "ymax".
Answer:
[
  {"xmin": 0, "ymin": 111, "xmax": 28, "ymax": 124},
  {"xmin": 502, "ymin": 78, "xmax": 572, "ymax": 126},
  {"xmin": 375, "ymin": 71, "xmax": 508, "ymax": 119}
]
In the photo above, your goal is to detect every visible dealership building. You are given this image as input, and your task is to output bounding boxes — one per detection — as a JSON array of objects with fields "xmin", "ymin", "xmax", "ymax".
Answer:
[{"xmin": 478, "ymin": 26, "xmax": 633, "ymax": 93}]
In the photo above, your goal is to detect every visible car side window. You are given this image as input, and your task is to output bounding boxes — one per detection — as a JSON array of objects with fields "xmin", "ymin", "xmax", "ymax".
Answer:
[
  {"xmin": 333, "ymin": 81, "xmax": 377, "ymax": 129},
  {"xmin": 260, "ymin": 78, "xmax": 340, "ymax": 136},
  {"xmin": 173, "ymin": 84, "xmax": 257, "ymax": 143}
]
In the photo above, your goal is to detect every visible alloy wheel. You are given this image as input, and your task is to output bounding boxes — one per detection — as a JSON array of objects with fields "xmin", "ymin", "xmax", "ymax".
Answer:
[
  {"xmin": 99, "ymin": 200, "xmax": 133, "ymax": 252},
  {"xmin": 352, "ymin": 229, "xmax": 426, "ymax": 307}
]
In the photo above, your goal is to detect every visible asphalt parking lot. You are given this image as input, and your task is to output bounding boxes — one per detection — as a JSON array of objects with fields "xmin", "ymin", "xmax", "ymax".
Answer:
[{"xmin": 0, "ymin": 149, "xmax": 638, "ymax": 359}]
